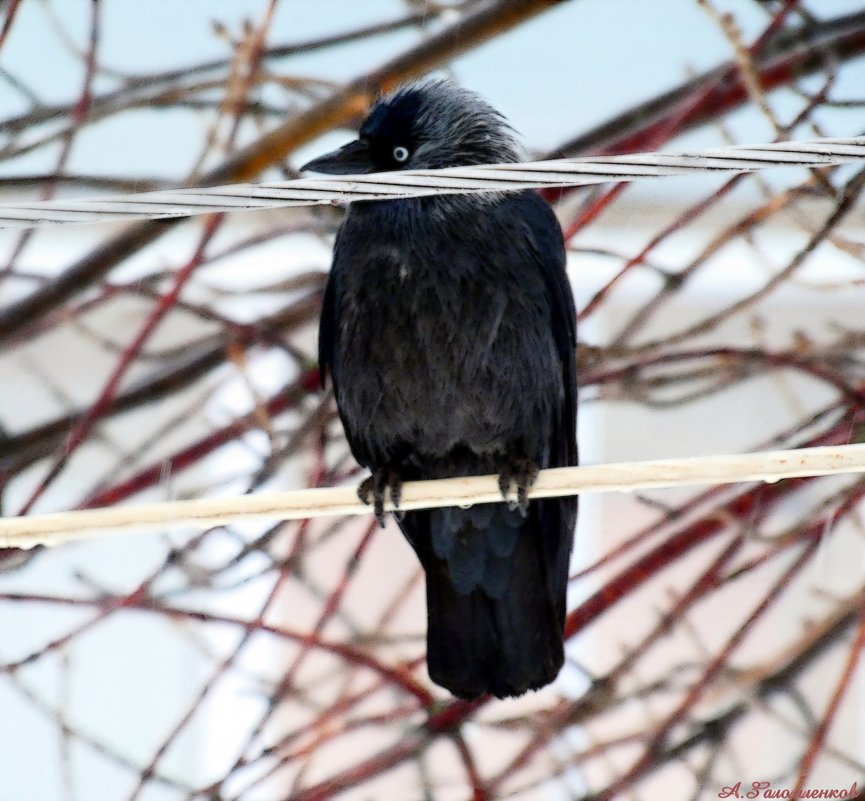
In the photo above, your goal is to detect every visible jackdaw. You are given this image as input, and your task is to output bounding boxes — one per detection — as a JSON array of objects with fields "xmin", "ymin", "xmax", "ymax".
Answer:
[{"xmin": 302, "ymin": 79, "xmax": 578, "ymax": 700}]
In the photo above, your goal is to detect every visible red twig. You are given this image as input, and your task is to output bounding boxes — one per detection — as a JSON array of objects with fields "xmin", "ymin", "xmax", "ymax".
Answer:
[
  {"xmin": 0, "ymin": 0, "xmax": 22, "ymax": 52},
  {"xmin": 592, "ymin": 536, "xmax": 820, "ymax": 801},
  {"xmin": 17, "ymin": 214, "xmax": 224, "ymax": 514},
  {"xmin": 80, "ymin": 369, "xmax": 319, "ymax": 508},
  {"xmin": 567, "ymin": 476, "xmax": 795, "ymax": 639},
  {"xmin": 791, "ymin": 599, "xmax": 865, "ymax": 795}
]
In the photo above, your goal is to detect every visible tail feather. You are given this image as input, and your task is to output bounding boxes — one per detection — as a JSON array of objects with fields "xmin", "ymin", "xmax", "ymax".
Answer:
[{"xmin": 401, "ymin": 498, "xmax": 574, "ymax": 700}]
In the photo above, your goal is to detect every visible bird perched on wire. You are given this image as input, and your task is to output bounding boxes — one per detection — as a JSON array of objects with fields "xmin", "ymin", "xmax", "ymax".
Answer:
[{"xmin": 302, "ymin": 79, "xmax": 577, "ymax": 700}]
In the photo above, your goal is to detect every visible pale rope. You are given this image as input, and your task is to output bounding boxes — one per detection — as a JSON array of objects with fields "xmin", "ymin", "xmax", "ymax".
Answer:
[
  {"xmin": 3, "ymin": 443, "xmax": 865, "ymax": 548},
  {"xmin": 1, "ymin": 137, "xmax": 864, "ymax": 227}
]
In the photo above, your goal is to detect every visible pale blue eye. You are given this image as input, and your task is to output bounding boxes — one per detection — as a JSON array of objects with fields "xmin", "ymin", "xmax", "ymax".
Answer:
[{"xmin": 392, "ymin": 146, "xmax": 410, "ymax": 163}]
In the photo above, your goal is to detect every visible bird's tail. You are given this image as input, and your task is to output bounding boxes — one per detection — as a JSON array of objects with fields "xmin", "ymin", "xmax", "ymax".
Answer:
[{"xmin": 401, "ymin": 499, "xmax": 573, "ymax": 700}]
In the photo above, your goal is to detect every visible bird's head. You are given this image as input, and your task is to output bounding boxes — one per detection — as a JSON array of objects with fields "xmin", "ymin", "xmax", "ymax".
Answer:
[{"xmin": 300, "ymin": 79, "xmax": 521, "ymax": 175}]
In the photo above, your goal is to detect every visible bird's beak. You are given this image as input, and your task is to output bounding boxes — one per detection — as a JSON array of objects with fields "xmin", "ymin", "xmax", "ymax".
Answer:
[{"xmin": 300, "ymin": 139, "xmax": 375, "ymax": 175}]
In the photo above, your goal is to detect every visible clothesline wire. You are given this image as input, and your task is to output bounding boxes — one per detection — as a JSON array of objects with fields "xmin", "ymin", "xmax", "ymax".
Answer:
[{"xmin": 0, "ymin": 136, "xmax": 863, "ymax": 227}]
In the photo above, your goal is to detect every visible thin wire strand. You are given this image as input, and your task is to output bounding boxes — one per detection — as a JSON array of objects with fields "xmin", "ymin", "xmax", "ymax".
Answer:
[
  {"xmin": 4, "ymin": 442, "xmax": 865, "ymax": 549},
  {"xmin": 1, "ymin": 137, "xmax": 864, "ymax": 227}
]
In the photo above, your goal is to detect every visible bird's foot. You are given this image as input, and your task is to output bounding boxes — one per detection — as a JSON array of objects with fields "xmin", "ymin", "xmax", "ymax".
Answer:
[
  {"xmin": 497, "ymin": 455, "xmax": 539, "ymax": 517},
  {"xmin": 358, "ymin": 467, "xmax": 404, "ymax": 527}
]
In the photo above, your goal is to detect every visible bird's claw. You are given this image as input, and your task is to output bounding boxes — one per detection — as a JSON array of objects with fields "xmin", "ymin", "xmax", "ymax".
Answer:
[
  {"xmin": 498, "ymin": 455, "xmax": 539, "ymax": 517},
  {"xmin": 358, "ymin": 467, "xmax": 404, "ymax": 527}
]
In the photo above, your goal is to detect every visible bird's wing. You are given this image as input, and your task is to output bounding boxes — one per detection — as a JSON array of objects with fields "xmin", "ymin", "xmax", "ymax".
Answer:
[
  {"xmin": 519, "ymin": 191, "xmax": 577, "ymax": 466},
  {"xmin": 317, "ymin": 272, "xmax": 336, "ymax": 389},
  {"xmin": 512, "ymin": 192, "xmax": 579, "ymax": 625}
]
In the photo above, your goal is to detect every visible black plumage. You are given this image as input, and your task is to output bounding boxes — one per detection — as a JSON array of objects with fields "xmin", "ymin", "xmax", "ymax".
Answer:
[{"xmin": 302, "ymin": 80, "xmax": 578, "ymax": 699}]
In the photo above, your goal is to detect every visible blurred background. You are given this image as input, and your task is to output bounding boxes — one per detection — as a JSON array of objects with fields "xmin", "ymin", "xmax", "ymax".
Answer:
[{"xmin": 2, "ymin": 0, "xmax": 865, "ymax": 798}]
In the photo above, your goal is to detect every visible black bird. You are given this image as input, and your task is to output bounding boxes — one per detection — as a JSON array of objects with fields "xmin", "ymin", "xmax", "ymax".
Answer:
[{"xmin": 302, "ymin": 80, "xmax": 578, "ymax": 700}]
